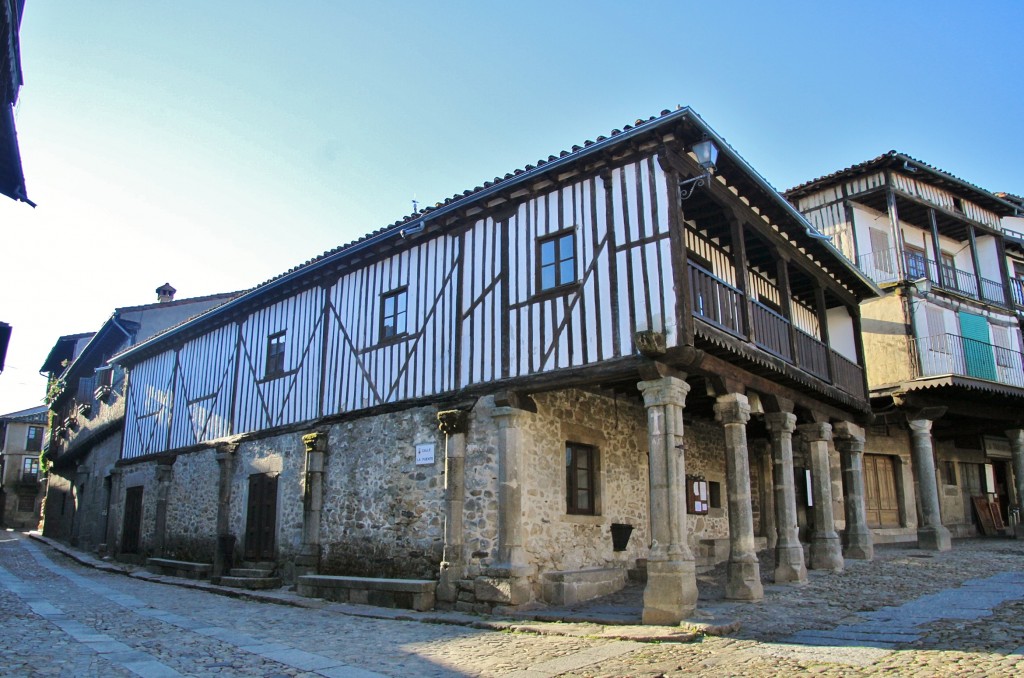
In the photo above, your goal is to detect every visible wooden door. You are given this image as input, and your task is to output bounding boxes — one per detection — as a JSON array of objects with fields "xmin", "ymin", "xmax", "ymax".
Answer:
[
  {"xmin": 244, "ymin": 473, "xmax": 278, "ymax": 561},
  {"xmin": 864, "ymin": 455, "xmax": 900, "ymax": 528},
  {"xmin": 121, "ymin": 486, "xmax": 143, "ymax": 554},
  {"xmin": 960, "ymin": 462, "xmax": 983, "ymax": 525}
]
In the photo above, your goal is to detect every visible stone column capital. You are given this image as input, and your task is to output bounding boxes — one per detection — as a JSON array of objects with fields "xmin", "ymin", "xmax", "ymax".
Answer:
[
  {"xmin": 833, "ymin": 421, "xmax": 866, "ymax": 454},
  {"xmin": 302, "ymin": 431, "xmax": 328, "ymax": 455},
  {"xmin": 764, "ymin": 411, "xmax": 797, "ymax": 434},
  {"xmin": 437, "ymin": 409, "xmax": 469, "ymax": 436},
  {"xmin": 638, "ymin": 376, "xmax": 690, "ymax": 410},
  {"xmin": 714, "ymin": 393, "xmax": 751, "ymax": 426},
  {"xmin": 1005, "ymin": 429, "xmax": 1024, "ymax": 446},
  {"xmin": 215, "ymin": 442, "xmax": 239, "ymax": 461},
  {"xmin": 907, "ymin": 418, "xmax": 933, "ymax": 435},
  {"xmin": 797, "ymin": 422, "xmax": 832, "ymax": 443},
  {"xmin": 492, "ymin": 405, "xmax": 532, "ymax": 429}
]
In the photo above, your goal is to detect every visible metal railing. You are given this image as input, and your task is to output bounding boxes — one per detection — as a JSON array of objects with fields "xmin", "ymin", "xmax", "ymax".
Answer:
[
  {"xmin": 917, "ymin": 333, "xmax": 1024, "ymax": 388},
  {"xmin": 856, "ymin": 247, "xmax": 1009, "ymax": 308}
]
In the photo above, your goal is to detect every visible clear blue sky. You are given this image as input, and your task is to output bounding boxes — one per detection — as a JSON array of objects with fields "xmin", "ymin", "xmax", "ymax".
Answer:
[{"xmin": 1, "ymin": 1, "xmax": 1022, "ymax": 413}]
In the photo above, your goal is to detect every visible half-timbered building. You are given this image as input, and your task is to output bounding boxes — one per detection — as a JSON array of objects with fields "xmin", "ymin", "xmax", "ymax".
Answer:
[
  {"xmin": 787, "ymin": 153, "xmax": 1024, "ymax": 546},
  {"xmin": 112, "ymin": 107, "xmax": 878, "ymax": 623},
  {"xmin": 40, "ymin": 285, "xmax": 237, "ymax": 552}
]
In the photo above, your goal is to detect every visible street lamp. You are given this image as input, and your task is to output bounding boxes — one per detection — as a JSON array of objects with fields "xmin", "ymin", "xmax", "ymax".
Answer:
[{"xmin": 680, "ymin": 138, "xmax": 719, "ymax": 200}]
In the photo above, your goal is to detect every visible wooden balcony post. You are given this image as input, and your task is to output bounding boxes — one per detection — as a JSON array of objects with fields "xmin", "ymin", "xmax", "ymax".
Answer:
[
  {"xmin": 967, "ymin": 225, "xmax": 984, "ymax": 300},
  {"xmin": 928, "ymin": 208, "xmax": 943, "ymax": 285},
  {"xmin": 814, "ymin": 285, "xmax": 835, "ymax": 382},
  {"xmin": 775, "ymin": 255, "xmax": 800, "ymax": 367},
  {"xmin": 728, "ymin": 214, "xmax": 752, "ymax": 340},
  {"xmin": 885, "ymin": 181, "xmax": 907, "ymax": 281}
]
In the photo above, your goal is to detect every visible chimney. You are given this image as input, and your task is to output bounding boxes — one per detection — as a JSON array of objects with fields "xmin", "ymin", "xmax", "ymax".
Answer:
[{"xmin": 156, "ymin": 283, "xmax": 177, "ymax": 303}]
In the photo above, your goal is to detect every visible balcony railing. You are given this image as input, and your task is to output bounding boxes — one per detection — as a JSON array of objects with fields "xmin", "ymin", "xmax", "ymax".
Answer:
[
  {"xmin": 689, "ymin": 263, "xmax": 866, "ymax": 398},
  {"xmin": 1010, "ymin": 278, "xmax": 1024, "ymax": 308},
  {"xmin": 917, "ymin": 333, "xmax": 1024, "ymax": 388},
  {"xmin": 857, "ymin": 247, "xmax": 1009, "ymax": 308}
]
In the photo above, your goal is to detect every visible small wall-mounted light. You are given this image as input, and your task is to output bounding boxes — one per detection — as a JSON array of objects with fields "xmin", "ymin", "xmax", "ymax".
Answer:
[
  {"xmin": 910, "ymin": 278, "xmax": 931, "ymax": 297},
  {"xmin": 680, "ymin": 138, "xmax": 720, "ymax": 200}
]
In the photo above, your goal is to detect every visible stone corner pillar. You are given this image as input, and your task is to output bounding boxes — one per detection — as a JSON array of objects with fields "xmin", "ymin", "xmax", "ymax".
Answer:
[
  {"xmin": 765, "ymin": 411, "xmax": 807, "ymax": 584},
  {"xmin": 798, "ymin": 422, "xmax": 844, "ymax": 572},
  {"xmin": 834, "ymin": 421, "xmax": 874, "ymax": 561},
  {"xmin": 212, "ymin": 442, "xmax": 238, "ymax": 580},
  {"xmin": 437, "ymin": 409, "xmax": 468, "ymax": 604},
  {"xmin": 906, "ymin": 416, "xmax": 952, "ymax": 551},
  {"xmin": 476, "ymin": 404, "xmax": 535, "ymax": 608},
  {"xmin": 1006, "ymin": 429, "xmax": 1024, "ymax": 540},
  {"xmin": 638, "ymin": 375, "xmax": 699, "ymax": 624},
  {"xmin": 153, "ymin": 457, "xmax": 176, "ymax": 557},
  {"xmin": 714, "ymin": 393, "xmax": 763, "ymax": 601},
  {"xmin": 296, "ymin": 431, "xmax": 329, "ymax": 577}
]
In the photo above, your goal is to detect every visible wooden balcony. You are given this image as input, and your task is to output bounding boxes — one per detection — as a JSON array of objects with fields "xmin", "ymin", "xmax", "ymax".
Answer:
[{"xmin": 689, "ymin": 263, "xmax": 865, "ymax": 398}]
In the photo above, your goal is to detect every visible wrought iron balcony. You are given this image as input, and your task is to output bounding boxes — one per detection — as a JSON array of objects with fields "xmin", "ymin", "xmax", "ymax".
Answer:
[
  {"xmin": 689, "ymin": 262, "xmax": 865, "ymax": 398},
  {"xmin": 916, "ymin": 333, "xmax": 1024, "ymax": 388},
  {"xmin": 856, "ymin": 247, "xmax": 1010, "ymax": 308}
]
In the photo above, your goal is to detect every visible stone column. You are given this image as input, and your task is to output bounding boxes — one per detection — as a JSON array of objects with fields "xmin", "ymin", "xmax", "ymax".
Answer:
[
  {"xmin": 105, "ymin": 468, "xmax": 124, "ymax": 553},
  {"xmin": 296, "ymin": 431, "xmax": 328, "ymax": 577},
  {"xmin": 834, "ymin": 421, "xmax": 873, "ymax": 560},
  {"xmin": 907, "ymin": 417, "xmax": 951, "ymax": 551},
  {"xmin": 475, "ymin": 404, "xmax": 534, "ymax": 607},
  {"xmin": 765, "ymin": 412, "xmax": 806, "ymax": 583},
  {"xmin": 638, "ymin": 376, "xmax": 698, "ymax": 624},
  {"xmin": 153, "ymin": 458, "xmax": 175, "ymax": 557},
  {"xmin": 213, "ymin": 443, "xmax": 237, "ymax": 579},
  {"xmin": 798, "ymin": 422, "xmax": 844, "ymax": 572},
  {"xmin": 437, "ymin": 409, "xmax": 468, "ymax": 604},
  {"xmin": 715, "ymin": 393, "xmax": 763, "ymax": 601},
  {"xmin": 755, "ymin": 440, "xmax": 777, "ymax": 552},
  {"xmin": 1008, "ymin": 429, "xmax": 1024, "ymax": 539}
]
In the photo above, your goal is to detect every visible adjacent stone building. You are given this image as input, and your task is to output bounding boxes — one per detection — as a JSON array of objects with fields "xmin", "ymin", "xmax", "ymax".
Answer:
[
  {"xmin": 41, "ymin": 285, "xmax": 237, "ymax": 552},
  {"xmin": 787, "ymin": 152, "xmax": 1024, "ymax": 544}
]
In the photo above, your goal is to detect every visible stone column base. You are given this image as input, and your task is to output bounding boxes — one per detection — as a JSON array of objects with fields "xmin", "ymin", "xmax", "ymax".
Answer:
[
  {"xmin": 809, "ymin": 534, "xmax": 844, "ymax": 572},
  {"xmin": 917, "ymin": 525, "xmax": 952, "ymax": 551},
  {"xmin": 474, "ymin": 564, "xmax": 535, "ymax": 607},
  {"xmin": 774, "ymin": 543, "xmax": 807, "ymax": 583},
  {"xmin": 1015, "ymin": 524, "xmax": 1024, "ymax": 540},
  {"xmin": 642, "ymin": 559, "xmax": 698, "ymax": 624},
  {"xmin": 726, "ymin": 558, "xmax": 764, "ymax": 601},
  {"xmin": 436, "ymin": 561, "xmax": 463, "ymax": 603},
  {"xmin": 293, "ymin": 547, "xmax": 321, "ymax": 578},
  {"xmin": 844, "ymin": 528, "xmax": 874, "ymax": 560}
]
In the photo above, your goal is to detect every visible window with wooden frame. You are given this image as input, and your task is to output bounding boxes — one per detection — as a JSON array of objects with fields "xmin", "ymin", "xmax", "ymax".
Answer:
[
  {"xmin": 380, "ymin": 288, "xmax": 408, "ymax": 340},
  {"xmin": 991, "ymin": 325, "xmax": 1015, "ymax": 368},
  {"xmin": 25, "ymin": 425, "xmax": 43, "ymax": 452},
  {"xmin": 905, "ymin": 245, "xmax": 928, "ymax": 281},
  {"xmin": 566, "ymin": 442, "xmax": 598, "ymax": 515},
  {"xmin": 925, "ymin": 306, "xmax": 949, "ymax": 353},
  {"xmin": 538, "ymin": 230, "xmax": 577, "ymax": 292},
  {"xmin": 22, "ymin": 456, "xmax": 39, "ymax": 481},
  {"xmin": 939, "ymin": 252, "xmax": 957, "ymax": 289},
  {"xmin": 265, "ymin": 331, "xmax": 286, "ymax": 378}
]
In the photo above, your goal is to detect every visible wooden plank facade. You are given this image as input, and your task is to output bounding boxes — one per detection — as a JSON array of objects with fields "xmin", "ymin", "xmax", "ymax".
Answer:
[{"xmin": 118, "ymin": 109, "xmax": 877, "ymax": 461}]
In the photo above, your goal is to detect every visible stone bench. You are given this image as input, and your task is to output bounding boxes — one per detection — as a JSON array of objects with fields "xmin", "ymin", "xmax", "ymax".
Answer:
[
  {"xmin": 296, "ymin": 575, "xmax": 435, "ymax": 612},
  {"xmin": 542, "ymin": 567, "xmax": 626, "ymax": 606},
  {"xmin": 146, "ymin": 558, "xmax": 212, "ymax": 580}
]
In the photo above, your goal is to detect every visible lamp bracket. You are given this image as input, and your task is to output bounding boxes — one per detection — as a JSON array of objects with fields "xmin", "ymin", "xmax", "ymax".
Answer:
[{"xmin": 679, "ymin": 172, "xmax": 710, "ymax": 201}]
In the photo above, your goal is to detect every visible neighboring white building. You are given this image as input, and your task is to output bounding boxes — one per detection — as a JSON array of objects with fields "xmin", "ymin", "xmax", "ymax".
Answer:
[{"xmin": 0, "ymin": 405, "xmax": 47, "ymax": 528}]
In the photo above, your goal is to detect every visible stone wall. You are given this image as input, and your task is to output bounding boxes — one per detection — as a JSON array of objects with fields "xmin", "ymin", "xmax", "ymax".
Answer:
[
  {"xmin": 163, "ymin": 448, "xmax": 219, "ymax": 562},
  {"xmin": 681, "ymin": 415, "xmax": 729, "ymax": 542},
  {"xmin": 115, "ymin": 460, "xmax": 161, "ymax": 561},
  {"xmin": 318, "ymin": 405, "xmax": 446, "ymax": 580},
  {"xmin": 41, "ymin": 475, "xmax": 73, "ymax": 541},
  {"xmin": 518, "ymin": 389, "xmax": 649, "ymax": 579}
]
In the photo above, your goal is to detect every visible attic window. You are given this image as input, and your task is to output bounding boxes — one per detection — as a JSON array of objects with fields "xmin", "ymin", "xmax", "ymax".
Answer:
[{"xmin": 381, "ymin": 288, "xmax": 408, "ymax": 340}]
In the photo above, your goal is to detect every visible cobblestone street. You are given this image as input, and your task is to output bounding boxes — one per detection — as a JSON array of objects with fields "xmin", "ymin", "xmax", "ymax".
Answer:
[{"xmin": 1, "ymin": 531, "xmax": 1023, "ymax": 676}]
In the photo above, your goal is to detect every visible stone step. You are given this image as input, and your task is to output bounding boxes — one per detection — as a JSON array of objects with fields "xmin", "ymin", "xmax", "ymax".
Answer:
[
  {"xmin": 219, "ymin": 575, "xmax": 282, "ymax": 590},
  {"xmin": 229, "ymin": 568, "xmax": 274, "ymax": 578}
]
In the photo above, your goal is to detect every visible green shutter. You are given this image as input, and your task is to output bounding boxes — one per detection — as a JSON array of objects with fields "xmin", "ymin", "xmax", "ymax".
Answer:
[{"xmin": 958, "ymin": 311, "xmax": 996, "ymax": 381}]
